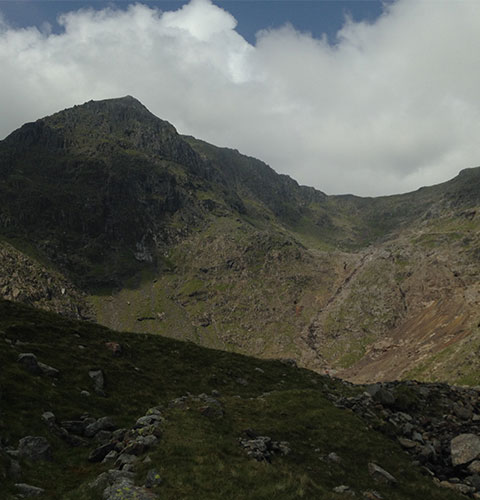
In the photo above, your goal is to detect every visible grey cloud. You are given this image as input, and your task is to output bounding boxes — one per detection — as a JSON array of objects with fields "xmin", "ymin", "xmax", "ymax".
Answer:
[{"xmin": 0, "ymin": 0, "xmax": 479, "ymax": 196}]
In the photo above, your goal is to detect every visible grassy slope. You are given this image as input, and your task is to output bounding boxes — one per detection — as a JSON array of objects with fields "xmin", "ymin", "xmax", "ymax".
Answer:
[
  {"xmin": 90, "ymin": 200, "xmax": 480, "ymax": 384},
  {"xmin": 89, "ymin": 213, "xmax": 342, "ymax": 365},
  {"xmin": 0, "ymin": 299, "xmax": 464, "ymax": 500}
]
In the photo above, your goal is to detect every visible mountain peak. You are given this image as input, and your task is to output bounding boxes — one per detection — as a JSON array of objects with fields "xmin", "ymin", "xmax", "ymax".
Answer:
[
  {"xmin": 82, "ymin": 95, "xmax": 149, "ymax": 112},
  {"xmin": 1, "ymin": 95, "xmax": 189, "ymax": 173},
  {"xmin": 73, "ymin": 95, "xmax": 160, "ymax": 122},
  {"xmin": 32, "ymin": 95, "xmax": 180, "ymax": 152},
  {"xmin": 114, "ymin": 94, "xmax": 142, "ymax": 103}
]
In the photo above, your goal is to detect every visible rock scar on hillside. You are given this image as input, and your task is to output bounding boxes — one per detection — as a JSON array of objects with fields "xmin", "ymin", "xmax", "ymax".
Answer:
[{"xmin": 340, "ymin": 296, "xmax": 472, "ymax": 383}]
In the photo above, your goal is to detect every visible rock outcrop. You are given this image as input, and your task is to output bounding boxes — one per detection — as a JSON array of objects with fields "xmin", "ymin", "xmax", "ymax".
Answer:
[{"xmin": 335, "ymin": 379, "xmax": 480, "ymax": 496}]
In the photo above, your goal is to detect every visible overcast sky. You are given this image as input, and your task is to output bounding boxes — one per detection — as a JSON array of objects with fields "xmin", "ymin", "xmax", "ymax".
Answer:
[{"xmin": 0, "ymin": 0, "xmax": 479, "ymax": 196}]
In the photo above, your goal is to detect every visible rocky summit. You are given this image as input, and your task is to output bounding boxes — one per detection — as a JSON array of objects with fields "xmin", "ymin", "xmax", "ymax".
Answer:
[{"xmin": 1, "ymin": 97, "xmax": 480, "ymax": 497}]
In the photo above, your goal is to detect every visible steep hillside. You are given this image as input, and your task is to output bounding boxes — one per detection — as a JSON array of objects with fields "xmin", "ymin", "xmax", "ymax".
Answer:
[
  {"xmin": 0, "ymin": 299, "xmax": 472, "ymax": 499},
  {"xmin": 335, "ymin": 206, "xmax": 480, "ymax": 384},
  {"xmin": 2, "ymin": 96, "xmax": 480, "ymax": 385},
  {"xmin": 0, "ymin": 96, "xmax": 214, "ymax": 288},
  {"xmin": 0, "ymin": 240, "xmax": 92, "ymax": 319}
]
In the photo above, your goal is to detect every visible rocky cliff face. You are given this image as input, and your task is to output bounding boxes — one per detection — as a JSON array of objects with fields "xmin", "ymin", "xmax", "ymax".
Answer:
[
  {"xmin": 0, "ymin": 97, "xmax": 217, "ymax": 288},
  {"xmin": 0, "ymin": 241, "xmax": 91, "ymax": 319}
]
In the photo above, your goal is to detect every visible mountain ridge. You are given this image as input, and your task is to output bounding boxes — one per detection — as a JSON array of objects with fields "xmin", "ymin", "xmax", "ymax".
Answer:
[{"xmin": 2, "ymin": 96, "xmax": 480, "ymax": 385}]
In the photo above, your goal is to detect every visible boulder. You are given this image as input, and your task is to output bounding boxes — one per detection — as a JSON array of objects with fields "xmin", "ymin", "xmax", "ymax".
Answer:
[
  {"xmin": 18, "ymin": 353, "xmax": 41, "ymax": 374},
  {"xmin": 333, "ymin": 485, "xmax": 353, "ymax": 495},
  {"xmin": 85, "ymin": 416, "xmax": 116, "ymax": 438},
  {"xmin": 398, "ymin": 438, "xmax": 416, "ymax": 449},
  {"xmin": 454, "ymin": 404, "xmax": 473, "ymax": 420},
  {"xmin": 89, "ymin": 369, "xmax": 105, "ymax": 395},
  {"xmin": 145, "ymin": 469, "xmax": 163, "ymax": 488},
  {"xmin": 88, "ymin": 443, "xmax": 116, "ymax": 463},
  {"xmin": 103, "ymin": 477, "xmax": 134, "ymax": 499},
  {"xmin": 145, "ymin": 406, "xmax": 163, "ymax": 416},
  {"xmin": 374, "ymin": 388, "xmax": 396, "ymax": 406},
  {"xmin": 365, "ymin": 383, "xmax": 381, "ymax": 397},
  {"xmin": 104, "ymin": 479, "xmax": 158, "ymax": 500},
  {"xmin": 328, "ymin": 452, "xmax": 342, "ymax": 463},
  {"xmin": 37, "ymin": 361, "xmax": 59, "ymax": 378},
  {"xmin": 439, "ymin": 481, "xmax": 475, "ymax": 495},
  {"xmin": 111, "ymin": 428, "xmax": 127, "ymax": 442},
  {"xmin": 18, "ymin": 353, "xmax": 59, "ymax": 377},
  {"xmin": 466, "ymin": 474, "xmax": 480, "ymax": 490},
  {"xmin": 14, "ymin": 483, "xmax": 45, "ymax": 497},
  {"xmin": 94, "ymin": 430, "xmax": 113, "ymax": 443},
  {"xmin": 41, "ymin": 412, "xmax": 56, "ymax": 426},
  {"xmin": 89, "ymin": 472, "xmax": 110, "ymax": 491},
  {"xmin": 106, "ymin": 470, "xmax": 136, "ymax": 484},
  {"xmin": 239, "ymin": 434, "xmax": 290, "ymax": 462},
  {"xmin": 139, "ymin": 435, "xmax": 158, "ymax": 448},
  {"xmin": 451, "ymin": 434, "xmax": 480, "ymax": 466},
  {"xmin": 61, "ymin": 420, "xmax": 86, "ymax": 435},
  {"xmin": 122, "ymin": 441, "xmax": 146, "ymax": 457},
  {"xmin": 368, "ymin": 463, "xmax": 397, "ymax": 484},
  {"xmin": 362, "ymin": 491, "xmax": 384, "ymax": 500},
  {"xmin": 102, "ymin": 450, "xmax": 118, "ymax": 463},
  {"xmin": 115, "ymin": 453, "xmax": 139, "ymax": 469},
  {"xmin": 468, "ymin": 460, "xmax": 480, "ymax": 474},
  {"xmin": 17, "ymin": 436, "xmax": 52, "ymax": 462},
  {"xmin": 134, "ymin": 414, "xmax": 163, "ymax": 428}
]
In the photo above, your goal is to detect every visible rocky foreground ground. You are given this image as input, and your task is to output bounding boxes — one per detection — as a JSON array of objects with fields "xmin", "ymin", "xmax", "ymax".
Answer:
[
  {"xmin": 0, "ymin": 298, "xmax": 475, "ymax": 499},
  {"xmin": 5, "ymin": 349, "xmax": 480, "ymax": 498}
]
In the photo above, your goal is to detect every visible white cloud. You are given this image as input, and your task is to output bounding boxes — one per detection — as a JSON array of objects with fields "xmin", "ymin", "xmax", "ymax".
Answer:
[
  {"xmin": 0, "ymin": 0, "xmax": 479, "ymax": 196},
  {"xmin": 160, "ymin": 0, "xmax": 236, "ymax": 41}
]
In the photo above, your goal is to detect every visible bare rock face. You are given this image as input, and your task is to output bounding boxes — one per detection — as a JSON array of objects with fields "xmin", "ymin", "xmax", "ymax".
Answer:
[
  {"xmin": 451, "ymin": 434, "xmax": 480, "ymax": 466},
  {"xmin": 0, "ymin": 241, "xmax": 92, "ymax": 320}
]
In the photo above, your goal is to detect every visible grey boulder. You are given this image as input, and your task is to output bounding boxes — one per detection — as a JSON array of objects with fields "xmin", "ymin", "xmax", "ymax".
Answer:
[
  {"xmin": 18, "ymin": 353, "xmax": 41, "ymax": 374},
  {"xmin": 17, "ymin": 436, "xmax": 52, "ymax": 462},
  {"xmin": 15, "ymin": 483, "xmax": 45, "ymax": 497},
  {"xmin": 451, "ymin": 434, "xmax": 480, "ymax": 466}
]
